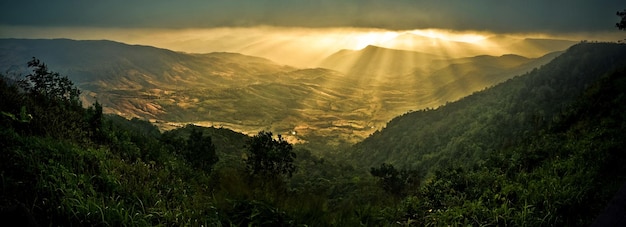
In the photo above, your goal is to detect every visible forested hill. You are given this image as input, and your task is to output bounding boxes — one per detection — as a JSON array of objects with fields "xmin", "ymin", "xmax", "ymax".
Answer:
[{"xmin": 352, "ymin": 42, "xmax": 626, "ymax": 172}]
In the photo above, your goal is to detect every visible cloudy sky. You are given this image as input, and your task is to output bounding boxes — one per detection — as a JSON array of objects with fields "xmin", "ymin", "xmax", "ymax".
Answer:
[
  {"xmin": 1, "ymin": 0, "xmax": 623, "ymax": 32},
  {"xmin": 1, "ymin": 1, "xmax": 624, "ymax": 66}
]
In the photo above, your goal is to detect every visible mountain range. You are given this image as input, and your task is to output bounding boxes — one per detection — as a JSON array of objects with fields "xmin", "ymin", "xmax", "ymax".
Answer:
[
  {"xmin": 377, "ymin": 33, "xmax": 577, "ymax": 58},
  {"xmin": 0, "ymin": 38, "xmax": 569, "ymax": 151}
]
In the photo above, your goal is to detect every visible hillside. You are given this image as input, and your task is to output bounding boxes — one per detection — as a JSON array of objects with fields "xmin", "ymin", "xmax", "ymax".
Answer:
[
  {"xmin": 339, "ymin": 42, "xmax": 626, "ymax": 225},
  {"xmin": 0, "ymin": 38, "xmax": 294, "ymax": 87},
  {"xmin": 352, "ymin": 42, "xmax": 626, "ymax": 171}
]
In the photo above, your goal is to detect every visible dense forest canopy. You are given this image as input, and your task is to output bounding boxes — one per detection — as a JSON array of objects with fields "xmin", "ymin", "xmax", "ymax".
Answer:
[{"xmin": 1, "ymin": 42, "xmax": 626, "ymax": 226}]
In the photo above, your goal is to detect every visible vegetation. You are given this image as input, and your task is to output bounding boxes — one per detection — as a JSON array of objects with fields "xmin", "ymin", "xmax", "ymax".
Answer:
[
  {"xmin": 1, "ymin": 42, "xmax": 626, "ymax": 226},
  {"xmin": 370, "ymin": 163, "xmax": 421, "ymax": 197},
  {"xmin": 245, "ymin": 131, "xmax": 296, "ymax": 178},
  {"xmin": 618, "ymin": 9, "xmax": 626, "ymax": 31}
]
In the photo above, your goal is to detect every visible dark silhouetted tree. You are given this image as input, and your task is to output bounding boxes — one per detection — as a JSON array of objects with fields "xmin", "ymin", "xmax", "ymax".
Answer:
[
  {"xmin": 245, "ymin": 131, "xmax": 296, "ymax": 178},
  {"xmin": 618, "ymin": 9, "xmax": 626, "ymax": 30},
  {"xmin": 86, "ymin": 101, "xmax": 104, "ymax": 142},
  {"xmin": 20, "ymin": 57, "xmax": 80, "ymax": 105},
  {"xmin": 370, "ymin": 163, "xmax": 421, "ymax": 196},
  {"xmin": 186, "ymin": 127, "xmax": 219, "ymax": 172}
]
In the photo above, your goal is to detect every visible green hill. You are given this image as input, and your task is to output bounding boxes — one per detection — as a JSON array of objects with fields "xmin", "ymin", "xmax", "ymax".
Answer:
[
  {"xmin": 352, "ymin": 42, "xmax": 626, "ymax": 171},
  {"xmin": 341, "ymin": 42, "xmax": 626, "ymax": 225}
]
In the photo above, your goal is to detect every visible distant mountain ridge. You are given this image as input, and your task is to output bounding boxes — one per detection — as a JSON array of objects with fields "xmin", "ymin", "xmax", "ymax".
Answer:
[
  {"xmin": 0, "ymin": 38, "xmax": 294, "ymax": 89},
  {"xmin": 377, "ymin": 33, "xmax": 577, "ymax": 58},
  {"xmin": 319, "ymin": 45, "xmax": 439, "ymax": 77}
]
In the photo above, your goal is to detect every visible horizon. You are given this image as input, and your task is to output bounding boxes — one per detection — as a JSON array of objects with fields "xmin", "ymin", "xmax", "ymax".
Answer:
[{"xmin": 0, "ymin": 26, "xmax": 617, "ymax": 67}]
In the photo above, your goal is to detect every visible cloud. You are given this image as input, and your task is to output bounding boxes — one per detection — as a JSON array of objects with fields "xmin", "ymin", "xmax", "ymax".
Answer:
[{"xmin": 0, "ymin": 0, "xmax": 623, "ymax": 33}]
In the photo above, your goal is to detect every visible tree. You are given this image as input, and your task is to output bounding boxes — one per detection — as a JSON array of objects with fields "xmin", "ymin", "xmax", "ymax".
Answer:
[
  {"xmin": 86, "ymin": 101, "xmax": 104, "ymax": 142},
  {"xmin": 186, "ymin": 127, "xmax": 219, "ymax": 172},
  {"xmin": 244, "ymin": 131, "xmax": 296, "ymax": 178},
  {"xmin": 618, "ymin": 9, "xmax": 626, "ymax": 31},
  {"xmin": 12, "ymin": 58, "xmax": 86, "ymax": 140},
  {"xmin": 20, "ymin": 57, "xmax": 80, "ymax": 105},
  {"xmin": 370, "ymin": 163, "xmax": 421, "ymax": 196}
]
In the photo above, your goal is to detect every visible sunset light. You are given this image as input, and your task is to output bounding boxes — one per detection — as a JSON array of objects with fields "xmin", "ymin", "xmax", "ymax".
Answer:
[
  {"xmin": 351, "ymin": 30, "xmax": 400, "ymax": 49},
  {"xmin": 408, "ymin": 29, "xmax": 488, "ymax": 44},
  {"xmin": 1, "ymin": 1, "xmax": 626, "ymax": 225},
  {"xmin": 1, "ymin": 25, "xmax": 600, "ymax": 67}
]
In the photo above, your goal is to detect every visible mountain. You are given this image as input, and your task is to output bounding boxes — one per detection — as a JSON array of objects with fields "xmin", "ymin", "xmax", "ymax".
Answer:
[
  {"xmin": 378, "ymin": 33, "xmax": 491, "ymax": 57},
  {"xmin": 351, "ymin": 42, "xmax": 626, "ymax": 171},
  {"xmin": 347, "ymin": 42, "xmax": 626, "ymax": 225},
  {"xmin": 317, "ymin": 45, "xmax": 563, "ymax": 109},
  {"xmin": 505, "ymin": 38, "xmax": 578, "ymax": 57},
  {"xmin": 376, "ymin": 33, "xmax": 576, "ymax": 59},
  {"xmin": 416, "ymin": 52, "xmax": 563, "ymax": 102},
  {"xmin": 318, "ymin": 45, "xmax": 439, "ymax": 77},
  {"xmin": 0, "ymin": 38, "xmax": 297, "ymax": 119},
  {"xmin": 0, "ymin": 38, "xmax": 295, "ymax": 89}
]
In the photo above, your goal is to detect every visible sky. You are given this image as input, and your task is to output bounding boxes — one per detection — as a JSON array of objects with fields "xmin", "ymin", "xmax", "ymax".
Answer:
[
  {"xmin": 1, "ymin": 1, "xmax": 624, "ymax": 66},
  {"xmin": 0, "ymin": 0, "xmax": 624, "ymax": 32}
]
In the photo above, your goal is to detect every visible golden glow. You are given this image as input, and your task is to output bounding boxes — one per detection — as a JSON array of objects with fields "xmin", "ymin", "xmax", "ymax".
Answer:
[
  {"xmin": 3, "ymin": 25, "xmax": 611, "ymax": 144},
  {"xmin": 408, "ymin": 29, "xmax": 487, "ymax": 44},
  {"xmin": 0, "ymin": 25, "xmax": 600, "ymax": 67},
  {"xmin": 352, "ymin": 31, "xmax": 399, "ymax": 49}
]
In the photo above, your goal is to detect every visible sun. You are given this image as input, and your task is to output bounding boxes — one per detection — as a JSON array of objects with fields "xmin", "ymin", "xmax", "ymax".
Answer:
[{"xmin": 351, "ymin": 31, "xmax": 400, "ymax": 49}]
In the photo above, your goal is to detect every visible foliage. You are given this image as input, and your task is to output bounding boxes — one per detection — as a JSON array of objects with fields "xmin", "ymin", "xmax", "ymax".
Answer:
[
  {"xmin": 370, "ymin": 163, "xmax": 421, "ymax": 197},
  {"xmin": 245, "ymin": 131, "xmax": 297, "ymax": 178},
  {"xmin": 618, "ymin": 9, "xmax": 626, "ymax": 31},
  {"xmin": 184, "ymin": 126, "xmax": 219, "ymax": 173},
  {"xmin": 20, "ymin": 57, "xmax": 80, "ymax": 105}
]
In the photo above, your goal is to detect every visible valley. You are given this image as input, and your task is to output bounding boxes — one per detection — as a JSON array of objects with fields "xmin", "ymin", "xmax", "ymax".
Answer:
[
  {"xmin": 0, "ymin": 38, "xmax": 568, "ymax": 151},
  {"xmin": 2, "ymin": 1, "xmax": 626, "ymax": 225}
]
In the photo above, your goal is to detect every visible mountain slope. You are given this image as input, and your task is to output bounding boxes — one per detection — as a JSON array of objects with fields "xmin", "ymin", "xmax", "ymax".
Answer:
[
  {"xmin": 0, "ymin": 38, "xmax": 295, "ymax": 89},
  {"xmin": 352, "ymin": 42, "xmax": 626, "ymax": 171},
  {"xmin": 384, "ymin": 65, "xmax": 626, "ymax": 226}
]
